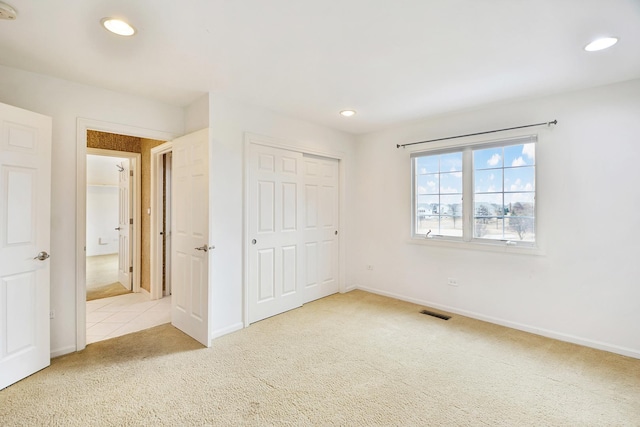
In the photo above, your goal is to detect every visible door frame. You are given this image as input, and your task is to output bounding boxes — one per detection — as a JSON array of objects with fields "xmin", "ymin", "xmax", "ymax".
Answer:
[
  {"xmin": 86, "ymin": 148, "xmax": 141, "ymax": 291},
  {"xmin": 150, "ymin": 141, "xmax": 173, "ymax": 300},
  {"xmin": 76, "ymin": 118, "xmax": 177, "ymax": 351},
  {"xmin": 242, "ymin": 132, "xmax": 347, "ymax": 327}
]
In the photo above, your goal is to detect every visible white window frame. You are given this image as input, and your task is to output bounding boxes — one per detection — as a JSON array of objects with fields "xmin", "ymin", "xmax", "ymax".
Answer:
[{"xmin": 410, "ymin": 134, "xmax": 541, "ymax": 254}]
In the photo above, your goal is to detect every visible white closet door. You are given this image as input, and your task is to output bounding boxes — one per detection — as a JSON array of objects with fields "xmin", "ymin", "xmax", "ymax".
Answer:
[
  {"xmin": 247, "ymin": 144, "xmax": 303, "ymax": 323},
  {"xmin": 302, "ymin": 154, "xmax": 339, "ymax": 303}
]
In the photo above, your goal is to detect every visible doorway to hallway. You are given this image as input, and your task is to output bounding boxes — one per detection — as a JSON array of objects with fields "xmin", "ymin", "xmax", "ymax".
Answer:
[{"xmin": 86, "ymin": 152, "xmax": 136, "ymax": 301}]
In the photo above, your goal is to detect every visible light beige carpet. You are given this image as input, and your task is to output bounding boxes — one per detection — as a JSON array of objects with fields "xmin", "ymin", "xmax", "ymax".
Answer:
[
  {"xmin": 86, "ymin": 281, "xmax": 132, "ymax": 301},
  {"xmin": 1, "ymin": 290, "xmax": 639, "ymax": 426}
]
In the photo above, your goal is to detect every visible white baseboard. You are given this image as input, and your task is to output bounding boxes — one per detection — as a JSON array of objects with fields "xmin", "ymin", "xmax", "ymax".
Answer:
[
  {"xmin": 51, "ymin": 345, "xmax": 76, "ymax": 359},
  {"xmin": 343, "ymin": 284, "xmax": 358, "ymax": 293},
  {"xmin": 210, "ymin": 322, "xmax": 244, "ymax": 342},
  {"xmin": 356, "ymin": 285, "xmax": 640, "ymax": 360},
  {"xmin": 138, "ymin": 287, "xmax": 151, "ymax": 297}
]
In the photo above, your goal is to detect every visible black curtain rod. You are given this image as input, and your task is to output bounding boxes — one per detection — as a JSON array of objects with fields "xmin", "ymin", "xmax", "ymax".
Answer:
[{"xmin": 396, "ymin": 120, "xmax": 558, "ymax": 149}]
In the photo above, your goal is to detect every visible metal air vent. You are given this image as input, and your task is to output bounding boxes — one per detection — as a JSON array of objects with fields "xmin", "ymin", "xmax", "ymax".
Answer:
[{"xmin": 420, "ymin": 309, "xmax": 451, "ymax": 321}]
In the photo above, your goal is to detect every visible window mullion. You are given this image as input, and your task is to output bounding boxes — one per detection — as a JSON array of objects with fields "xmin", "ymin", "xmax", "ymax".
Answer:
[{"xmin": 462, "ymin": 148, "xmax": 472, "ymax": 242}]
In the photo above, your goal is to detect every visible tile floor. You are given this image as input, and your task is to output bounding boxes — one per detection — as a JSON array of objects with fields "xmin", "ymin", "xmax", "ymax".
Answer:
[{"xmin": 86, "ymin": 292, "xmax": 171, "ymax": 344}]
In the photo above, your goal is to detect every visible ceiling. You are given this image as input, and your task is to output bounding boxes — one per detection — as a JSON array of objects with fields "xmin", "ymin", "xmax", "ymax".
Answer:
[{"xmin": 1, "ymin": 0, "xmax": 639, "ymax": 134}]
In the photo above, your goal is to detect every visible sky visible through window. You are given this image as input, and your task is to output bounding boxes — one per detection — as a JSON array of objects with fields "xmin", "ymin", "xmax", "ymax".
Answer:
[{"xmin": 415, "ymin": 143, "xmax": 535, "ymax": 242}]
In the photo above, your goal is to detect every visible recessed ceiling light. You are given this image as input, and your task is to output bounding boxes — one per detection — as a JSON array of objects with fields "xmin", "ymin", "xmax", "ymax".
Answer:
[
  {"xmin": 584, "ymin": 37, "xmax": 618, "ymax": 52},
  {"xmin": 101, "ymin": 17, "xmax": 136, "ymax": 36},
  {"xmin": 0, "ymin": 1, "xmax": 17, "ymax": 20},
  {"xmin": 340, "ymin": 110, "xmax": 356, "ymax": 117}
]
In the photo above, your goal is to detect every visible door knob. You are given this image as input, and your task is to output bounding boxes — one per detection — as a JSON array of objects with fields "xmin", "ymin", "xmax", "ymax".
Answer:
[
  {"xmin": 115, "ymin": 227, "xmax": 121, "ymax": 231},
  {"xmin": 195, "ymin": 245, "xmax": 208, "ymax": 252},
  {"xmin": 34, "ymin": 251, "xmax": 50, "ymax": 261},
  {"xmin": 251, "ymin": 239, "xmax": 257, "ymax": 245}
]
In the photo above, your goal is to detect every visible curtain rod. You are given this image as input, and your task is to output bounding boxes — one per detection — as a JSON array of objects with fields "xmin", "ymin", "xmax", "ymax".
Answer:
[{"xmin": 396, "ymin": 120, "xmax": 558, "ymax": 149}]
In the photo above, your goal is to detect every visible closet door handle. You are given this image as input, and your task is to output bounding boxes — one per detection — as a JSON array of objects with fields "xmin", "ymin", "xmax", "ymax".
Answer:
[{"xmin": 115, "ymin": 227, "xmax": 121, "ymax": 231}]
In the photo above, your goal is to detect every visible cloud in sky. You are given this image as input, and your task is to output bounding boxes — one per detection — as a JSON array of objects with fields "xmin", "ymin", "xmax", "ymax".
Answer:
[
  {"xmin": 487, "ymin": 153, "xmax": 501, "ymax": 166},
  {"xmin": 509, "ymin": 179, "xmax": 534, "ymax": 192},
  {"xmin": 511, "ymin": 156, "xmax": 526, "ymax": 167},
  {"xmin": 440, "ymin": 186, "xmax": 460, "ymax": 194},
  {"xmin": 522, "ymin": 143, "xmax": 535, "ymax": 160}
]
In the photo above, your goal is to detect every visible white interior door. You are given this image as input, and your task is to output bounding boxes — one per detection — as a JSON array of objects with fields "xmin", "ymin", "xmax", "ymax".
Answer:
[
  {"xmin": 248, "ymin": 144, "xmax": 303, "ymax": 323},
  {"xmin": 302, "ymin": 154, "xmax": 340, "ymax": 303},
  {"xmin": 117, "ymin": 159, "xmax": 131, "ymax": 289},
  {"xmin": 0, "ymin": 102, "xmax": 52, "ymax": 390},
  {"xmin": 171, "ymin": 129, "xmax": 210, "ymax": 346}
]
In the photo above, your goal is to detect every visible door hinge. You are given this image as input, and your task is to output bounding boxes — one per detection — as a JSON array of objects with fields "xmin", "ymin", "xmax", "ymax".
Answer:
[
  {"xmin": 130, "ymin": 218, "xmax": 133, "ymax": 225},
  {"xmin": 130, "ymin": 170, "xmax": 134, "ymax": 177},
  {"xmin": 129, "ymin": 266, "xmax": 133, "ymax": 273}
]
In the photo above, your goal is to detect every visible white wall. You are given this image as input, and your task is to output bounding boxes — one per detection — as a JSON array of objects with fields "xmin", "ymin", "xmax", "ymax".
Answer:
[
  {"xmin": 4, "ymin": 60, "xmax": 635, "ymax": 358},
  {"xmin": 185, "ymin": 93, "xmax": 210, "ymax": 134},
  {"xmin": 86, "ymin": 186, "xmax": 118, "ymax": 256},
  {"xmin": 352, "ymin": 78, "xmax": 640, "ymax": 358},
  {"xmin": 0, "ymin": 65, "xmax": 184, "ymax": 356},
  {"xmin": 207, "ymin": 94, "xmax": 358, "ymax": 338},
  {"xmin": 86, "ymin": 155, "xmax": 122, "ymax": 256}
]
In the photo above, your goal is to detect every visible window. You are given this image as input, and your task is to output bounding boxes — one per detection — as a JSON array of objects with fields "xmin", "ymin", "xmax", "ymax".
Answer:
[{"xmin": 412, "ymin": 136, "xmax": 536, "ymax": 247}]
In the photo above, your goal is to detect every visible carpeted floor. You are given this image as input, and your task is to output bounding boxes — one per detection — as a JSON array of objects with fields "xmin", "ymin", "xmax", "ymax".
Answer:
[
  {"xmin": 1, "ymin": 290, "xmax": 639, "ymax": 426},
  {"xmin": 86, "ymin": 282, "xmax": 132, "ymax": 301}
]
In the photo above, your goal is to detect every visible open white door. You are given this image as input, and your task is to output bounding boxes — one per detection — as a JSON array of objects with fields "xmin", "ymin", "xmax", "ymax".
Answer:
[
  {"xmin": 171, "ymin": 129, "xmax": 210, "ymax": 346},
  {"xmin": 247, "ymin": 144, "xmax": 304, "ymax": 323},
  {"xmin": 0, "ymin": 102, "xmax": 52, "ymax": 390},
  {"xmin": 117, "ymin": 159, "xmax": 132, "ymax": 289}
]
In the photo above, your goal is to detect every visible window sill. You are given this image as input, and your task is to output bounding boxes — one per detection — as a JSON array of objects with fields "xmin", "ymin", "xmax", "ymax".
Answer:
[{"xmin": 408, "ymin": 237, "xmax": 545, "ymax": 256}]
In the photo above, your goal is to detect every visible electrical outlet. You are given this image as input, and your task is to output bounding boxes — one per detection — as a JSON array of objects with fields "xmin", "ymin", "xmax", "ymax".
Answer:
[
  {"xmin": 447, "ymin": 278, "xmax": 458, "ymax": 286},
  {"xmin": 366, "ymin": 264, "xmax": 374, "ymax": 271},
  {"xmin": 49, "ymin": 310, "xmax": 55, "ymax": 319}
]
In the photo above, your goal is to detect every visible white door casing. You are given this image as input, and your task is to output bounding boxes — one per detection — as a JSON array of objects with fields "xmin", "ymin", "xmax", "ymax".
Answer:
[
  {"xmin": 117, "ymin": 159, "xmax": 132, "ymax": 289},
  {"xmin": 247, "ymin": 144, "xmax": 304, "ymax": 323},
  {"xmin": 171, "ymin": 129, "xmax": 210, "ymax": 346},
  {"xmin": 302, "ymin": 154, "xmax": 340, "ymax": 303},
  {"xmin": 0, "ymin": 102, "xmax": 52, "ymax": 390}
]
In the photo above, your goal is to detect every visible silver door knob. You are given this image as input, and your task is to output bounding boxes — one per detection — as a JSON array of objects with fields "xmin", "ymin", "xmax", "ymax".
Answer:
[
  {"xmin": 34, "ymin": 251, "xmax": 50, "ymax": 261},
  {"xmin": 115, "ymin": 227, "xmax": 121, "ymax": 230},
  {"xmin": 195, "ymin": 245, "xmax": 208, "ymax": 252},
  {"xmin": 251, "ymin": 239, "xmax": 257, "ymax": 245}
]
